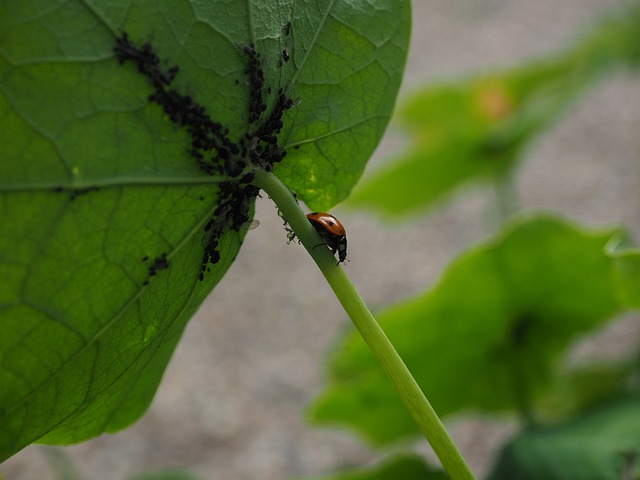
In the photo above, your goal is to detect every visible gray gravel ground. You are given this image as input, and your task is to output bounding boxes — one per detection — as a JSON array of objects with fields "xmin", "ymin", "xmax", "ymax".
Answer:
[{"xmin": 3, "ymin": 1, "xmax": 640, "ymax": 479}]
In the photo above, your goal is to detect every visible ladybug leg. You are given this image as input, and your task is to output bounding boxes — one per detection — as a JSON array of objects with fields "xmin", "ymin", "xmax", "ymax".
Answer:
[{"xmin": 312, "ymin": 243, "xmax": 341, "ymax": 264}]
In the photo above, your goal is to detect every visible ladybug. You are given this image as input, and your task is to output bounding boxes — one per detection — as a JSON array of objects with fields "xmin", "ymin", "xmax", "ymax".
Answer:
[{"xmin": 306, "ymin": 212, "xmax": 348, "ymax": 264}]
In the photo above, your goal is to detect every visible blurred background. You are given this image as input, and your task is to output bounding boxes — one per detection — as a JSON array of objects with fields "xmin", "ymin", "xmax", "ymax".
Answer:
[{"xmin": 3, "ymin": 0, "xmax": 639, "ymax": 479}]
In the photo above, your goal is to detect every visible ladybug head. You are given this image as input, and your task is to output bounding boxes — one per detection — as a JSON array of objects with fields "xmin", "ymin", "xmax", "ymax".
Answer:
[{"xmin": 336, "ymin": 236, "xmax": 348, "ymax": 264}]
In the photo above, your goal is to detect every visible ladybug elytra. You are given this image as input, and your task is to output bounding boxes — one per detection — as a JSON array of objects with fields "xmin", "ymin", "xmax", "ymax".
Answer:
[{"xmin": 306, "ymin": 212, "xmax": 348, "ymax": 264}]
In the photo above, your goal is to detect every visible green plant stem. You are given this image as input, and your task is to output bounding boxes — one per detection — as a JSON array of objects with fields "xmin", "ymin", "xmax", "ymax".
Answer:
[{"xmin": 252, "ymin": 171, "xmax": 476, "ymax": 480}]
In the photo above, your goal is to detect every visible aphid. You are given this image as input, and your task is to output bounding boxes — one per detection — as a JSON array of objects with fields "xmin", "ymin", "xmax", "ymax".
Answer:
[
  {"xmin": 148, "ymin": 253, "xmax": 169, "ymax": 276},
  {"xmin": 69, "ymin": 186, "xmax": 100, "ymax": 201},
  {"xmin": 248, "ymin": 219, "xmax": 260, "ymax": 230},
  {"xmin": 306, "ymin": 212, "xmax": 348, "ymax": 264}
]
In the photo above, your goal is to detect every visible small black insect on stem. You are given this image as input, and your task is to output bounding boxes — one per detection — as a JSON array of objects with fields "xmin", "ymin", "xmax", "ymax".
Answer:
[{"xmin": 113, "ymin": 30, "xmax": 295, "ymax": 281}]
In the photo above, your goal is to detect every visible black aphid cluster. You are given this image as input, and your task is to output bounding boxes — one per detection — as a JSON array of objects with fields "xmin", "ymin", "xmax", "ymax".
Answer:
[
  {"xmin": 141, "ymin": 253, "xmax": 170, "ymax": 286},
  {"xmin": 240, "ymin": 43, "xmax": 294, "ymax": 173},
  {"xmin": 114, "ymin": 33, "xmax": 238, "ymax": 178},
  {"xmin": 114, "ymin": 32, "xmax": 294, "ymax": 281}
]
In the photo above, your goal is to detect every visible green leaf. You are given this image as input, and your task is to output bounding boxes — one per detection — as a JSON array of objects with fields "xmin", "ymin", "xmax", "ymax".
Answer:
[
  {"xmin": 539, "ymin": 360, "xmax": 637, "ymax": 420},
  {"xmin": 274, "ymin": 0, "xmax": 411, "ymax": 209},
  {"xmin": 346, "ymin": 61, "xmax": 585, "ymax": 216},
  {"xmin": 310, "ymin": 216, "xmax": 623, "ymax": 445},
  {"xmin": 347, "ymin": 4, "xmax": 640, "ymax": 217},
  {"xmin": 0, "ymin": 0, "xmax": 410, "ymax": 205},
  {"xmin": 126, "ymin": 470, "xmax": 201, "ymax": 480},
  {"xmin": 606, "ymin": 237, "xmax": 640, "ymax": 308},
  {"xmin": 0, "ymin": 186, "xmax": 245, "ymax": 453},
  {"xmin": 291, "ymin": 454, "xmax": 447, "ymax": 480},
  {"xmin": 0, "ymin": 0, "xmax": 410, "ymax": 461},
  {"xmin": 487, "ymin": 396, "xmax": 640, "ymax": 480}
]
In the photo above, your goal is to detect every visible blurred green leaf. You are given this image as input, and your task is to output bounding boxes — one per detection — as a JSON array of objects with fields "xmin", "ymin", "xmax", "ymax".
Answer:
[
  {"xmin": 310, "ymin": 216, "xmax": 623, "ymax": 445},
  {"xmin": 487, "ymin": 396, "xmax": 640, "ymax": 480},
  {"xmin": 539, "ymin": 360, "xmax": 638, "ymax": 420},
  {"xmin": 126, "ymin": 470, "xmax": 201, "ymax": 480},
  {"xmin": 0, "ymin": 0, "xmax": 410, "ymax": 461},
  {"xmin": 607, "ymin": 236, "xmax": 640, "ymax": 308},
  {"xmin": 291, "ymin": 454, "xmax": 447, "ymax": 480},
  {"xmin": 347, "ymin": 4, "xmax": 640, "ymax": 217}
]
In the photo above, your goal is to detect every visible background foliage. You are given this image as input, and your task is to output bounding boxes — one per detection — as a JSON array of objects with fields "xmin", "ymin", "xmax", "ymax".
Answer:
[{"xmin": 309, "ymin": 3, "xmax": 640, "ymax": 479}]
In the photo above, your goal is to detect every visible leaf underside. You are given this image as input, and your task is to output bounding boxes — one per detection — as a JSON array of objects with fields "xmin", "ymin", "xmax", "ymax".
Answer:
[{"xmin": 0, "ymin": 0, "xmax": 410, "ymax": 460}]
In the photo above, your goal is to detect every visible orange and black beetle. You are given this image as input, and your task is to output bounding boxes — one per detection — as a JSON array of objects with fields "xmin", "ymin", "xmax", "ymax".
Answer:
[{"xmin": 306, "ymin": 212, "xmax": 348, "ymax": 264}]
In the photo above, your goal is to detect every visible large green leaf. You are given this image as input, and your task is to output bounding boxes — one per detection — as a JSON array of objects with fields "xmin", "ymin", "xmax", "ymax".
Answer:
[
  {"xmin": 310, "ymin": 216, "xmax": 623, "ymax": 445},
  {"xmin": 291, "ymin": 454, "xmax": 447, "ymax": 480},
  {"xmin": 487, "ymin": 396, "xmax": 640, "ymax": 480},
  {"xmin": 347, "ymin": 4, "xmax": 640, "ymax": 217},
  {"xmin": 0, "ymin": 0, "xmax": 410, "ymax": 461}
]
